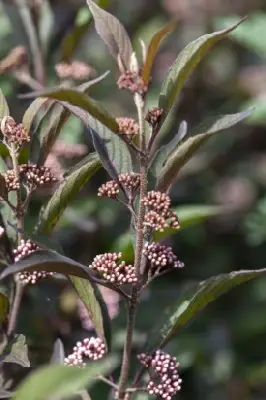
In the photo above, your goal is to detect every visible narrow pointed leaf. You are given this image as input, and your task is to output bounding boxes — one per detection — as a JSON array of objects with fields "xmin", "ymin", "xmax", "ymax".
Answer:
[
  {"xmin": 14, "ymin": 357, "xmax": 117, "ymax": 400},
  {"xmin": 146, "ymin": 268, "xmax": 266, "ymax": 351},
  {"xmin": 89, "ymin": 128, "xmax": 119, "ymax": 180},
  {"xmin": 69, "ymin": 276, "xmax": 111, "ymax": 349},
  {"xmin": 55, "ymin": 102, "xmax": 132, "ymax": 173},
  {"xmin": 142, "ymin": 20, "xmax": 176, "ymax": 84},
  {"xmin": 150, "ymin": 120, "xmax": 187, "ymax": 176},
  {"xmin": 0, "ymin": 89, "xmax": 9, "ymax": 121},
  {"xmin": 77, "ymin": 70, "xmax": 110, "ymax": 92},
  {"xmin": 159, "ymin": 18, "xmax": 246, "ymax": 114},
  {"xmin": 37, "ymin": 153, "xmax": 101, "ymax": 234},
  {"xmin": 156, "ymin": 109, "xmax": 252, "ymax": 192},
  {"xmin": 50, "ymin": 339, "xmax": 65, "ymax": 364},
  {"xmin": 0, "ymin": 250, "xmax": 110, "ymax": 342},
  {"xmin": 22, "ymin": 97, "xmax": 49, "ymax": 132},
  {"xmin": 87, "ymin": 0, "xmax": 133, "ymax": 69}
]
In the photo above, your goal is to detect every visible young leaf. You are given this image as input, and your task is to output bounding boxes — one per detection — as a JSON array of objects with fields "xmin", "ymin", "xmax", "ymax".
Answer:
[
  {"xmin": 50, "ymin": 339, "xmax": 65, "ymax": 365},
  {"xmin": 14, "ymin": 357, "xmax": 117, "ymax": 400},
  {"xmin": 142, "ymin": 20, "xmax": 176, "ymax": 85},
  {"xmin": 146, "ymin": 268, "xmax": 266, "ymax": 351},
  {"xmin": 22, "ymin": 97, "xmax": 49, "ymax": 133},
  {"xmin": 69, "ymin": 276, "xmax": 111, "ymax": 349},
  {"xmin": 1, "ymin": 334, "xmax": 30, "ymax": 368},
  {"xmin": 87, "ymin": 0, "xmax": 133, "ymax": 69},
  {"xmin": 150, "ymin": 120, "xmax": 187, "ymax": 176},
  {"xmin": 159, "ymin": 18, "xmax": 246, "ymax": 115},
  {"xmin": 156, "ymin": 108, "xmax": 252, "ymax": 192},
  {"xmin": 89, "ymin": 128, "xmax": 119, "ymax": 180},
  {"xmin": 0, "ymin": 251, "xmax": 110, "ymax": 342},
  {"xmin": 37, "ymin": 153, "xmax": 101, "ymax": 234},
  {"xmin": 54, "ymin": 102, "xmax": 133, "ymax": 174},
  {"xmin": 0, "ymin": 89, "xmax": 9, "ymax": 121}
]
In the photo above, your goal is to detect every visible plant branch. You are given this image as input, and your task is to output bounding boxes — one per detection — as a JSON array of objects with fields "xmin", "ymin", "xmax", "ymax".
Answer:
[
  {"xmin": 117, "ymin": 94, "xmax": 148, "ymax": 399},
  {"xmin": 7, "ymin": 144, "xmax": 24, "ymax": 336}
]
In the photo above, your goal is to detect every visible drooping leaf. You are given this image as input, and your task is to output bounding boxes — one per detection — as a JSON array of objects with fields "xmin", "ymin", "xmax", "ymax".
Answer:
[
  {"xmin": 150, "ymin": 120, "xmax": 187, "ymax": 176},
  {"xmin": 142, "ymin": 20, "xmax": 176, "ymax": 85},
  {"xmin": 37, "ymin": 153, "xmax": 101, "ymax": 234},
  {"xmin": 89, "ymin": 128, "xmax": 119, "ymax": 180},
  {"xmin": 50, "ymin": 339, "xmax": 65, "ymax": 365},
  {"xmin": 1, "ymin": 334, "xmax": 30, "ymax": 368},
  {"xmin": 54, "ymin": 102, "xmax": 132, "ymax": 173},
  {"xmin": 22, "ymin": 97, "xmax": 49, "ymax": 133},
  {"xmin": 23, "ymin": 88, "xmax": 118, "ymax": 133},
  {"xmin": 14, "ymin": 357, "xmax": 117, "ymax": 400},
  {"xmin": 145, "ymin": 268, "xmax": 266, "ymax": 351},
  {"xmin": 156, "ymin": 108, "xmax": 252, "ymax": 192},
  {"xmin": 87, "ymin": 0, "xmax": 133, "ymax": 69},
  {"xmin": 69, "ymin": 276, "xmax": 111, "ymax": 349},
  {"xmin": 159, "ymin": 18, "xmax": 246, "ymax": 115},
  {"xmin": 30, "ymin": 103, "xmax": 70, "ymax": 164},
  {"xmin": 0, "ymin": 251, "xmax": 110, "ymax": 342},
  {"xmin": 0, "ymin": 89, "xmax": 9, "ymax": 121}
]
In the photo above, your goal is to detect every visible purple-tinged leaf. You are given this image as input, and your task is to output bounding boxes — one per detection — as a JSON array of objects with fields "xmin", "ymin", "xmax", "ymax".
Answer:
[
  {"xmin": 22, "ymin": 97, "xmax": 50, "ymax": 132},
  {"xmin": 156, "ymin": 108, "xmax": 252, "ymax": 192},
  {"xmin": 87, "ymin": 0, "xmax": 133, "ymax": 69},
  {"xmin": 145, "ymin": 268, "xmax": 266, "ymax": 351},
  {"xmin": 142, "ymin": 20, "xmax": 176, "ymax": 85},
  {"xmin": 0, "ymin": 89, "xmax": 9, "ymax": 121}
]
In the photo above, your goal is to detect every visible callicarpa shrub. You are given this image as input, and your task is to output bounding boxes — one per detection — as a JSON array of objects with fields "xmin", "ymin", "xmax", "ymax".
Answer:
[{"xmin": 0, "ymin": 1, "xmax": 263, "ymax": 400}]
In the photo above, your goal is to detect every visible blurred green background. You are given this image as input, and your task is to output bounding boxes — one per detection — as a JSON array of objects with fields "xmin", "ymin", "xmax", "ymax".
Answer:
[{"xmin": 2, "ymin": 0, "xmax": 266, "ymax": 399}]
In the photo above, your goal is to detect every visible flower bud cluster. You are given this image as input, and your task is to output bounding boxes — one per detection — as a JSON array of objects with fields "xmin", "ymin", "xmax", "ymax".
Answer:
[
  {"xmin": 3, "ymin": 163, "xmax": 57, "ymax": 193},
  {"xmin": 98, "ymin": 173, "xmax": 140, "ymax": 199},
  {"xmin": 55, "ymin": 61, "xmax": 94, "ymax": 80},
  {"xmin": 13, "ymin": 239, "xmax": 54, "ymax": 285},
  {"xmin": 117, "ymin": 70, "xmax": 148, "ymax": 95},
  {"xmin": 1, "ymin": 117, "xmax": 30, "ymax": 148},
  {"xmin": 89, "ymin": 252, "xmax": 137, "ymax": 284},
  {"xmin": 145, "ymin": 107, "xmax": 163, "ymax": 127},
  {"xmin": 64, "ymin": 337, "xmax": 106, "ymax": 367},
  {"xmin": 116, "ymin": 117, "xmax": 139, "ymax": 139},
  {"xmin": 142, "ymin": 191, "xmax": 179, "ymax": 232},
  {"xmin": 143, "ymin": 242, "xmax": 184, "ymax": 273},
  {"xmin": 138, "ymin": 350, "xmax": 182, "ymax": 399},
  {"xmin": 79, "ymin": 286, "xmax": 119, "ymax": 330}
]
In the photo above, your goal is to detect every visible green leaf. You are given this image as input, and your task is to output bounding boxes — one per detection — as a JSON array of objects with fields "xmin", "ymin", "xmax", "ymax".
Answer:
[
  {"xmin": 142, "ymin": 20, "xmax": 176, "ymax": 85},
  {"xmin": 25, "ymin": 88, "xmax": 118, "ymax": 133},
  {"xmin": 37, "ymin": 153, "xmax": 101, "ymax": 234},
  {"xmin": 156, "ymin": 108, "xmax": 252, "ymax": 192},
  {"xmin": 87, "ymin": 0, "xmax": 133, "ymax": 69},
  {"xmin": 14, "ymin": 357, "xmax": 117, "ymax": 400},
  {"xmin": 150, "ymin": 120, "xmax": 187, "ymax": 177},
  {"xmin": 0, "ymin": 251, "xmax": 110, "ymax": 343},
  {"xmin": 2, "ymin": 334, "xmax": 30, "ymax": 368},
  {"xmin": 30, "ymin": 103, "xmax": 70, "ymax": 164},
  {"xmin": 0, "ymin": 89, "xmax": 9, "ymax": 121},
  {"xmin": 50, "ymin": 339, "xmax": 65, "ymax": 364},
  {"xmin": 159, "ymin": 18, "xmax": 246, "ymax": 115},
  {"xmin": 69, "ymin": 276, "xmax": 111, "ymax": 349},
  {"xmin": 146, "ymin": 268, "xmax": 266, "ymax": 351},
  {"xmin": 55, "ymin": 102, "xmax": 133, "ymax": 174},
  {"xmin": 0, "ymin": 290, "xmax": 8, "ymax": 323},
  {"xmin": 22, "ymin": 97, "xmax": 49, "ymax": 133}
]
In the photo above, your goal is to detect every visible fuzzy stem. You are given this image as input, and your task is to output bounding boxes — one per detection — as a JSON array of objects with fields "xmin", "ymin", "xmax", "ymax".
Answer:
[
  {"xmin": 117, "ymin": 94, "xmax": 148, "ymax": 399},
  {"xmin": 7, "ymin": 144, "xmax": 24, "ymax": 336}
]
